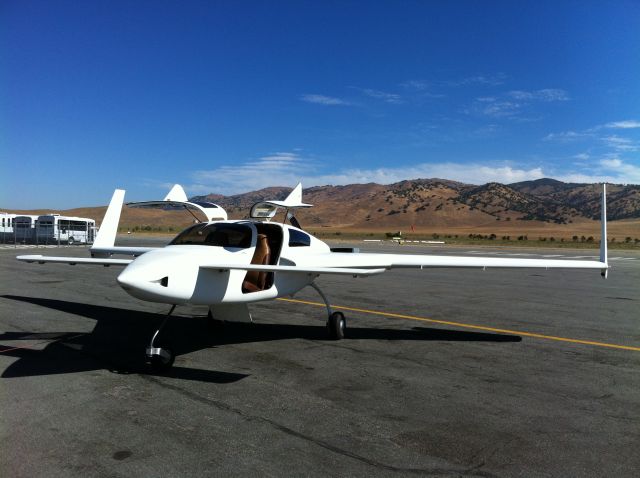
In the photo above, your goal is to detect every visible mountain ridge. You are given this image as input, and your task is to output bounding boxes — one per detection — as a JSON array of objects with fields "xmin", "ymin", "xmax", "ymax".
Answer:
[{"xmin": 191, "ymin": 178, "xmax": 640, "ymax": 225}]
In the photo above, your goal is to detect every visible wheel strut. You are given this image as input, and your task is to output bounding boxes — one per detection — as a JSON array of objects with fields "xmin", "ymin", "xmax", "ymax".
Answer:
[
  {"xmin": 309, "ymin": 282, "xmax": 346, "ymax": 340},
  {"xmin": 309, "ymin": 282, "xmax": 332, "ymax": 319},
  {"xmin": 146, "ymin": 304, "xmax": 176, "ymax": 370}
]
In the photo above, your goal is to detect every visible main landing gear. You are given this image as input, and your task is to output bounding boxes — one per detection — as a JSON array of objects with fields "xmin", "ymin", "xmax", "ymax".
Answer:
[
  {"xmin": 146, "ymin": 304, "xmax": 176, "ymax": 371},
  {"xmin": 310, "ymin": 282, "xmax": 346, "ymax": 340}
]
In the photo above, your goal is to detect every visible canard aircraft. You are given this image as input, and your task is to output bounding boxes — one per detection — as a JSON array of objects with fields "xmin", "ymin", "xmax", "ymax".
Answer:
[{"xmin": 17, "ymin": 183, "xmax": 610, "ymax": 370}]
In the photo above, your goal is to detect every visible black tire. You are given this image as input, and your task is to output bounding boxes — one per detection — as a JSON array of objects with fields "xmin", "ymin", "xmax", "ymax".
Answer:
[
  {"xmin": 68, "ymin": 237, "xmax": 75, "ymax": 245},
  {"xmin": 327, "ymin": 311, "xmax": 346, "ymax": 340},
  {"xmin": 146, "ymin": 347, "xmax": 175, "ymax": 372}
]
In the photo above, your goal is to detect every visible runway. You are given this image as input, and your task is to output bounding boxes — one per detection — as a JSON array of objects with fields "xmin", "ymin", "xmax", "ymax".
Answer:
[{"xmin": 1, "ymin": 240, "xmax": 639, "ymax": 477}]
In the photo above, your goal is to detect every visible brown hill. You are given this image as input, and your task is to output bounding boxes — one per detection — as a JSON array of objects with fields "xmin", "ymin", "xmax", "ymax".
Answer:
[
  {"xmin": 457, "ymin": 182, "xmax": 580, "ymax": 224},
  {"xmin": 194, "ymin": 178, "xmax": 639, "ymax": 227},
  {"xmin": 510, "ymin": 179, "xmax": 640, "ymax": 220}
]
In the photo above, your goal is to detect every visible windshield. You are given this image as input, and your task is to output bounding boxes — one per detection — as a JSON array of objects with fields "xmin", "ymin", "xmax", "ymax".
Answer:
[{"xmin": 170, "ymin": 223, "xmax": 253, "ymax": 248}]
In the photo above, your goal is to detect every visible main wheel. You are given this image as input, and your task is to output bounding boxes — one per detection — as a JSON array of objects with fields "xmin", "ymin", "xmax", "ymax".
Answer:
[
  {"xmin": 68, "ymin": 237, "xmax": 75, "ymax": 245},
  {"xmin": 327, "ymin": 311, "xmax": 346, "ymax": 340},
  {"xmin": 146, "ymin": 347, "xmax": 175, "ymax": 372}
]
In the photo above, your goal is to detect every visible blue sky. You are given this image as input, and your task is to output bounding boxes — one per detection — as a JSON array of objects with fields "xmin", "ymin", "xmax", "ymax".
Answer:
[{"xmin": 2, "ymin": 0, "xmax": 639, "ymax": 208}]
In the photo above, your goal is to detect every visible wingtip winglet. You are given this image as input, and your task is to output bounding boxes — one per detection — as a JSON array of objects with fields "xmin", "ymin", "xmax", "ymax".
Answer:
[
  {"xmin": 599, "ymin": 183, "xmax": 608, "ymax": 279},
  {"xmin": 599, "ymin": 183, "xmax": 608, "ymax": 266}
]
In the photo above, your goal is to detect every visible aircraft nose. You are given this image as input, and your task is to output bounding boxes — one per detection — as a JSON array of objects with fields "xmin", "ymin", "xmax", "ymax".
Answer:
[
  {"xmin": 116, "ymin": 269, "xmax": 137, "ymax": 290},
  {"xmin": 116, "ymin": 257, "xmax": 180, "ymax": 303}
]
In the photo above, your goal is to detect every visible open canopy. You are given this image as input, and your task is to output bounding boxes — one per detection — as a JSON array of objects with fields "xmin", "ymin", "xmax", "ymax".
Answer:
[
  {"xmin": 250, "ymin": 183, "xmax": 312, "ymax": 220},
  {"xmin": 127, "ymin": 184, "xmax": 228, "ymax": 222}
]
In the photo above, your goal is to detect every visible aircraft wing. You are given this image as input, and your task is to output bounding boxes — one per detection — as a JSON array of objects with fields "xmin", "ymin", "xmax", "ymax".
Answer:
[
  {"xmin": 90, "ymin": 246, "xmax": 156, "ymax": 257},
  {"xmin": 201, "ymin": 263, "xmax": 386, "ymax": 276},
  {"xmin": 309, "ymin": 252, "xmax": 608, "ymax": 272},
  {"xmin": 202, "ymin": 255, "xmax": 608, "ymax": 278},
  {"xmin": 17, "ymin": 255, "xmax": 133, "ymax": 266}
]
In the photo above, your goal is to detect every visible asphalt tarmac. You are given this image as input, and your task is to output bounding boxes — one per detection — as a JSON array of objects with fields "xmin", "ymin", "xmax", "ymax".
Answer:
[{"xmin": 1, "ymin": 238, "xmax": 639, "ymax": 477}]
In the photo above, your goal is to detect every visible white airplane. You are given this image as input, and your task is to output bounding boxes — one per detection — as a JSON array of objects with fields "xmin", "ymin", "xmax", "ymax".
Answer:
[{"xmin": 17, "ymin": 183, "xmax": 610, "ymax": 370}]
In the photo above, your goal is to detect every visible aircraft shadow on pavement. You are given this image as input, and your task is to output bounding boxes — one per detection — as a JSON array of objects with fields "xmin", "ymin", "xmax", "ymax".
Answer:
[{"xmin": 0, "ymin": 295, "xmax": 521, "ymax": 381}]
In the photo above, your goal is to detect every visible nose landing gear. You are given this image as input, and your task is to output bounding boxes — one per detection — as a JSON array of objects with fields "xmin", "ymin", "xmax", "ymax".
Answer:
[{"xmin": 146, "ymin": 304, "xmax": 176, "ymax": 371}]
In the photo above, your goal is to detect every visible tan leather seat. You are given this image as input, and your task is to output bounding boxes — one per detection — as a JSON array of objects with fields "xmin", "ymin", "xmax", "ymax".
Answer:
[{"xmin": 242, "ymin": 234, "xmax": 271, "ymax": 293}]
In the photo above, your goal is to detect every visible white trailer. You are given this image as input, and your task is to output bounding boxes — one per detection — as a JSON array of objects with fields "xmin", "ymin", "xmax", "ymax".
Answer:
[
  {"xmin": 1, "ymin": 213, "xmax": 16, "ymax": 234},
  {"xmin": 36, "ymin": 214, "xmax": 96, "ymax": 244}
]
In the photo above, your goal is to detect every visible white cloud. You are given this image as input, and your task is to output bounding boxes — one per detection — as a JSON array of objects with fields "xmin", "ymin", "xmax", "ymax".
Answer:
[
  {"xmin": 400, "ymin": 80, "xmax": 430, "ymax": 90},
  {"xmin": 449, "ymin": 73, "xmax": 507, "ymax": 86},
  {"xmin": 475, "ymin": 100, "xmax": 521, "ymax": 118},
  {"xmin": 189, "ymin": 153, "xmax": 554, "ymax": 195},
  {"xmin": 604, "ymin": 120, "xmax": 640, "ymax": 129},
  {"xmin": 601, "ymin": 135, "xmax": 638, "ymax": 152},
  {"xmin": 300, "ymin": 94, "xmax": 350, "ymax": 105},
  {"xmin": 543, "ymin": 130, "xmax": 591, "ymax": 142},
  {"xmin": 190, "ymin": 152, "xmax": 313, "ymax": 194},
  {"xmin": 508, "ymin": 89, "xmax": 569, "ymax": 101},
  {"xmin": 186, "ymin": 147, "xmax": 640, "ymax": 197},
  {"xmin": 399, "ymin": 80, "xmax": 446, "ymax": 98},
  {"xmin": 361, "ymin": 88, "xmax": 403, "ymax": 104},
  {"xmin": 601, "ymin": 158, "xmax": 622, "ymax": 168},
  {"xmin": 469, "ymin": 88, "xmax": 568, "ymax": 120},
  {"xmin": 598, "ymin": 157, "xmax": 640, "ymax": 183}
]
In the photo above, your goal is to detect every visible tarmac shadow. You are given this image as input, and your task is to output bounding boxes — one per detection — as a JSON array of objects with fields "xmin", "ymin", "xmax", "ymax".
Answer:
[{"xmin": 0, "ymin": 295, "xmax": 521, "ymax": 380}]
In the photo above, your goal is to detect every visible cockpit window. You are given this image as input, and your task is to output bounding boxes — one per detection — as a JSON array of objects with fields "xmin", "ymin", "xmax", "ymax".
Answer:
[
  {"xmin": 288, "ymin": 229, "xmax": 311, "ymax": 247},
  {"xmin": 170, "ymin": 223, "xmax": 253, "ymax": 248}
]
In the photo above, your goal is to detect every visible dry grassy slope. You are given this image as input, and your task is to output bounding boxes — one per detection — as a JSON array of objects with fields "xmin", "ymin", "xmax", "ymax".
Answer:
[
  {"xmin": 510, "ymin": 180, "xmax": 640, "ymax": 220},
  {"xmin": 458, "ymin": 182, "xmax": 582, "ymax": 224}
]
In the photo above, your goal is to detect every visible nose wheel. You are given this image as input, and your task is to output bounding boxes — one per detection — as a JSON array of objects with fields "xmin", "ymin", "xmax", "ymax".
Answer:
[{"xmin": 146, "ymin": 346, "xmax": 175, "ymax": 371}]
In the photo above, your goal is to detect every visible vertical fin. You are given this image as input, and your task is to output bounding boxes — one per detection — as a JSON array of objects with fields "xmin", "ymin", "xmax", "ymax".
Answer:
[
  {"xmin": 163, "ymin": 184, "xmax": 188, "ymax": 202},
  {"xmin": 599, "ymin": 183, "xmax": 608, "ymax": 278},
  {"xmin": 283, "ymin": 183, "xmax": 303, "ymax": 205},
  {"xmin": 92, "ymin": 189, "xmax": 125, "ymax": 249}
]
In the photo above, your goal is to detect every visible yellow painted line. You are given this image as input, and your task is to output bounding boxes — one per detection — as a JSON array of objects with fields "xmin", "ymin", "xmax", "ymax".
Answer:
[{"xmin": 277, "ymin": 298, "xmax": 640, "ymax": 352}]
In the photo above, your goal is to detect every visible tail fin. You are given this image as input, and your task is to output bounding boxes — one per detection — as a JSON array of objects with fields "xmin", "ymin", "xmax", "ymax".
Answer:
[
  {"xmin": 92, "ymin": 189, "xmax": 125, "ymax": 250},
  {"xmin": 600, "ymin": 183, "xmax": 608, "ymax": 278},
  {"xmin": 163, "ymin": 184, "xmax": 188, "ymax": 202},
  {"xmin": 279, "ymin": 183, "xmax": 312, "ymax": 208}
]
